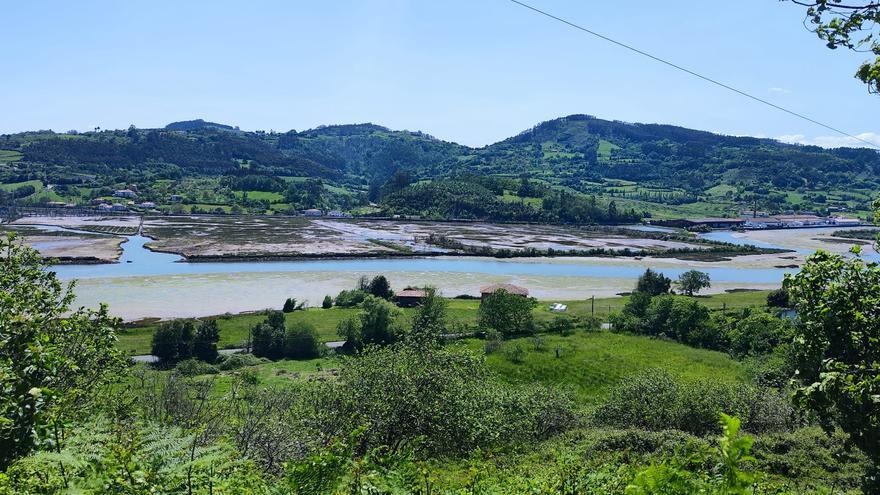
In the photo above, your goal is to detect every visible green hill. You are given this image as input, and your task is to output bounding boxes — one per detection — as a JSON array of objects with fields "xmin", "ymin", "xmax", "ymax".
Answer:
[{"xmin": 1, "ymin": 114, "xmax": 877, "ymax": 219}]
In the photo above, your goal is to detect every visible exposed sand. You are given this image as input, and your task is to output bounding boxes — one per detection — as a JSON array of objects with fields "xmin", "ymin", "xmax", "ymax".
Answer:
[
  {"xmin": 12, "ymin": 215, "xmax": 141, "ymax": 229},
  {"xmin": 25, "ymin": 235, "xmax": 124, "ymax": 262},
  {"xmin": 726, "ymin": 227, "xmax": 878, "ymax": 257}
]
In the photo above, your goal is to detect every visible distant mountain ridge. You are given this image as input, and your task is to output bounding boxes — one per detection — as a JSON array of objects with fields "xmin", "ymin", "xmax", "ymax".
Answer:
[
  {"xmin": 164, "ymin": 119, "xmax": 236, "ymax": 131},
  {"xmin": 1, "ymin": 114, "xmax": 878, "ymax": 196}
]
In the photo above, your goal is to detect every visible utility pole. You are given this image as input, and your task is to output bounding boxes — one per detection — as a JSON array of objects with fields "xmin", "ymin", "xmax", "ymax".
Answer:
[{"xmin": 591, "ymin": 295, "xmax": 595, "ymax": 316}]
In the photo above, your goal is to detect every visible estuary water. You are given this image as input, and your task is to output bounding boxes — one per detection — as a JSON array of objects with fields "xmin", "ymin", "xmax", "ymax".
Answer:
[{"xmin": 38, "ymin": 229, "xmax": 804, "ymax": 320}]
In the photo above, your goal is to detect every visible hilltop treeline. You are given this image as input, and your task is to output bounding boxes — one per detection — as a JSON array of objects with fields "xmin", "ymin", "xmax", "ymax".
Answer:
[{"xmin": 379, "ymin": 179, "xmax": 641, "ymax": 223}]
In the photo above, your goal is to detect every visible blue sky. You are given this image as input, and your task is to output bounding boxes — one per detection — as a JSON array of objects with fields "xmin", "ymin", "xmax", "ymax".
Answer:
[{"xmin": 1, "ymin": 0, "xmax": 877, "ymax": 148}]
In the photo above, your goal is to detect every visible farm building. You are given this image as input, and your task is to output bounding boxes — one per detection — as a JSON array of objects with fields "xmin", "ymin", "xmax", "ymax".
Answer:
[
  {"xmin": 479, "ymin": 283, "xmax": 529, "ymax": 302},
  {"xmin": 395, "ymin": 289, "xmax": 427, "ymax": 308},
  {"xmin": 302, "ymin": 208, "xmax": 323, "ymax": 217}
]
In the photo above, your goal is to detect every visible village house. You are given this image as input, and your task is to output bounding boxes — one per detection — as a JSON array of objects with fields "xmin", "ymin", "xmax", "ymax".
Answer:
[
  {"xmin": 394, "ymin": 288, "xmax": 427, "ymax": 308},
  {"xmin": 168, "ymin": 194, "xmax": 183, "ymax": 202},
  {"xmin": 113, "ymin": 189, "xmax": 137, "ymax": 199},
  {"xmin": 832, "ymin": 216, "xmax": 862, "ymax": 226},
  {"xmin": 479, "ymin": 283, "xmax": 529, "ymax": 302},
  {"xmin": 302, "ymin": 208, "xmax": 323, "ymax": 217}
]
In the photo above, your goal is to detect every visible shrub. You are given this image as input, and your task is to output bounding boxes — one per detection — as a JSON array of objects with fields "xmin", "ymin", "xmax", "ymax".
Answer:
[
  {"xmin": 335, "ymin": 289, "xmax": 367, "ymax": 308},
  {"xmin": 217, "ymin": 353, "xmax": 269, "ymax": 370},
  {"xmin": 483, "ymin": 329, "xmax": 504, "ymax": 354},
  {"xmin": 593, "ymin": 370, "xmax": 790, "ymax": 436},
  {"xmin": 151, "ymin": 320, "xmax": 196, "ymax": 363},
  {"xmin": 549, "ymin": 315, "xmax": 576, "ymax": 335},
  {"xmin": 174, "ymin": 358, "xmax": 219, "ymax": 376},
  {"xmin": 322, "ymin": 295, "xmax": 333, "ymax": 309},
  {"xmin": 335, "ymin": 344, "xmax": 577, "ymax": 454},
  {"xmin": 766, "ymin": 287, "xmax": 790, "ymax": 308},
  {"xmin": 192, "ymin": 319, "xmax": 220, "ymax": 363},
  {"xmin": 579, "ymin": 314, "xmax": 603, "ymax": 332},
  {"xmin": 283, "ymin": 322, "xmax": 322, "ymax": 359},
  {"xmin": 724, "ymin": 311, "xmax": 791, "ymax": 358}
]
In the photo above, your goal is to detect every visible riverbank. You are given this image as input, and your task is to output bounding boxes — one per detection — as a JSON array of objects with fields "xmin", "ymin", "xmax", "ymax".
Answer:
[{"xmin": 116, "ymin": 290, "xmax": 773, "ymax": 355}]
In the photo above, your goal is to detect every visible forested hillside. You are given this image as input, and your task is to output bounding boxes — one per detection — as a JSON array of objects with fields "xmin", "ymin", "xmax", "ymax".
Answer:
[{"xmin": 1, "ymin": 114, "xmax": 878, "ymax": 220}]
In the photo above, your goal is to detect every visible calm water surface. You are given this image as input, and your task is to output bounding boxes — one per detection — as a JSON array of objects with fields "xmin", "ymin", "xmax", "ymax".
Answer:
[{"xmin": 49, "ymin": 234, "xmax": 794, "ymax": 285}]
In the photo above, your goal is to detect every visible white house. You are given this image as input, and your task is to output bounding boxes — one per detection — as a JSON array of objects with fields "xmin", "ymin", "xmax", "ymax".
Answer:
[{"xmin": 113, "ymin": 189, "xmax": 138, "ymax": 199}]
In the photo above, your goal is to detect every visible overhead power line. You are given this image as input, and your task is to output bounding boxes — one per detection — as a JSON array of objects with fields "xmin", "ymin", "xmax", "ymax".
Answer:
[{"xmin": 508, "ymin": 0, "xmax": 880, "ymax": 150}]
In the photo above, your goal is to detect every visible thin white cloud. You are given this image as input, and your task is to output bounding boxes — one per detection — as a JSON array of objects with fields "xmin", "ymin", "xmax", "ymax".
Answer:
[
  {"xmin": 768, "ymin": 87, "xmax": 791, "ymax": 94},
  {"xmin": 775, "ymin": 132, "xmax": 880, "ymax": 149}
]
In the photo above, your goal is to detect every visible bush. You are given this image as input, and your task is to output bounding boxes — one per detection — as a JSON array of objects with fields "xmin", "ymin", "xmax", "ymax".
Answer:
[
  {"xmin": 549, "ymin": 315, "xmax": 576, "ymax": 335},
  {"xmin": 151, "ymin": 320, "xmax": 196, "ymax": 363},
  {"xmin": 334, "ymin": 289, "xmax": 367, "ymax": 308},
  {"xmin": 217, "ymin": 353, "xmax": 269, "ymax": 370},
  {"xmin": 192, "ymin": 319, "xmax": 220, "ymax": 363},
  {"xmin": 724, "ymin": 311, "xmax": 791, "ymax": 358},
  {"xmin": 283, "ymin": 322, "xmax": 322, "ymax": 359},
  {"xmin": 322, "ymin": 295, "xmax": 333, "ymax": 309},
  {"xmin": 174, "ymin": 358, "xmax": 219, "ymax": 376},
  {"xmin": 593, "ymin": 370, "xmax": 791, "ymax": 436},
  {"xmin": 337, "ymin": 295, "xmax": 403, "ymax": 350},
  {"xmin": 766, "ymin": 287, "xmax": 790, "ymax": 308},
  {"xmin": 334, "ymin": 344, "xmax": 577, "ymax": 454},
  {"xmin": 483, "ymin": 329, "xmax": 504, "ymax": 354},
  {"xmin": 579, "ymin": 314, "xmax": 603, "ymax": 332}
]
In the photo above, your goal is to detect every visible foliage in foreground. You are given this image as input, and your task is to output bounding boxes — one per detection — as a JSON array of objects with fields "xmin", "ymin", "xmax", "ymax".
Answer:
[
  {"xmin": 785, "ymin": 248, "xmax": 880, "ymax": 491},
  {"xmin": 0, "ymin": 234, "xmax": 126, "ymax": 469}
]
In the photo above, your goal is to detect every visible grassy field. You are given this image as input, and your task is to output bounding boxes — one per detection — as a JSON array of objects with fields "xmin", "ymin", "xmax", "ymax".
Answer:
[
  {"xmin": 0, "ymin": 150, "xmax": 23, "ymax": 162},
  {"xmin": 457, "ymin": 331, "xmax": 747, "ymax": 406},
  {"xmin": 117, "ymin": 291, "xmax": 771, "ymax": 355},
  {"xmin": 142, "ymin": 326, "xmax": 746, "ymax": 407}
]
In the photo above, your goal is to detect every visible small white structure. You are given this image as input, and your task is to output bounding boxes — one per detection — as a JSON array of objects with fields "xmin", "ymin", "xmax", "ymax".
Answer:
[
  {"xmin": 139, "ymin": 201, "xmax": 156, "ymax": 209},
  {"xmin": 549, "ymin": 303, "xmax": 568, "ymax": 312},
  {"xmin": 832, "ymin": 217, "xmax": 861, "ymax": 226},
  {"xmin": 113, "ymin": 189, "xmax": 137, "ymax": 199},
  {"xmin": 302, "ymin": 208, "xmax": 323, "ymax": 217}
]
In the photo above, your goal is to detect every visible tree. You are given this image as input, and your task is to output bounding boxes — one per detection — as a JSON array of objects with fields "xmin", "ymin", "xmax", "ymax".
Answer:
[
  {"xmin": 0, "ymin": 234, "xmax": 125, "ymax": 468},
  {"xmin": 283, "ymin": 322, "xmax": 322, "ymax": 359},
  {"xmin": 192, "ymin": 319, "xmax": 220, "ymax": 363},
  {"xmin": 635, "ymin": 268, "xmax": 671, "ymax": 296},
  {"xmin": 282, "ymin": 298, "xmax": 297, "ymax": 313},
  {"xmin": 784, "ymin": 249, "xmax": 880, "ymax": 491},
  {"xmin": 766, "ymin": 287, "xmax": 790, "ymax": 308},
  {"xmin": 791, "ymin": 1, "xmax": 880, "ymax": 94},
  {"xmin": 367, "ymin": 275, "xmax": 393, "ymax": 300},
  {"xmin": 322, "ymin": 295, "xmax": 333, "ymax": 309},
  {"xmin": 478, "ymin": 289, "xmax": 538, "ymax": 337},
  {"xmin": 151, "ymin": 320, "xmax": 196, "ymax": 363},
  {"xmin": 409, "ymin": 287, "xmax": 447, "ymax": 346},
  {"xmin": 252, "ymin": 311, "xmax": 287, "ymax": 359},
  {"xmin": 338, "ymin": 295, "xmax": 403, "ymax": 350},
  {"xmin": 677, "ymin": 270, "xmax": 711, "ymax": 296}
]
